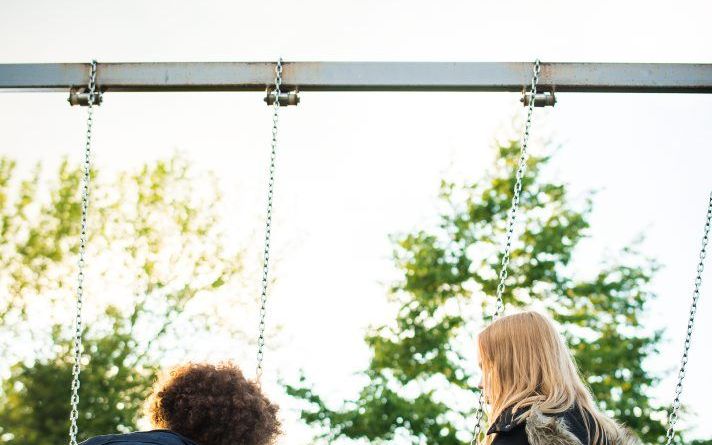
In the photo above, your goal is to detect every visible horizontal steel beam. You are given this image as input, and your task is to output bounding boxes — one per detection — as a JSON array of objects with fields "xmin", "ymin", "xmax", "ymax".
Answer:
[{"xmin": 1, "ymin": 62, "xmax": 711, "ymax": 93}]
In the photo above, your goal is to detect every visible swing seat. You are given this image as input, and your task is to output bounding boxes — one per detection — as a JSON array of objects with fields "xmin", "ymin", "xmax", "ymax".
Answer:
[{"xmin": 80, "ymin": 430, "xmax": 198, "ymax": 445}]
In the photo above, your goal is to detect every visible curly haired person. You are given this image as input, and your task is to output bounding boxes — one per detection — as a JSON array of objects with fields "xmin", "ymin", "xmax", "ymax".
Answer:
[{"xmin": 81, "ymin": 362, "xmax": 280, "ymax": 445}]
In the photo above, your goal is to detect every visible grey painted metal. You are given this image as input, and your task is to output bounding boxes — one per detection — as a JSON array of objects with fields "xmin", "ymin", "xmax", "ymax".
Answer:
[{"xmin": 0, "ymin": 62, "xmax": 711, "ymax": 93}]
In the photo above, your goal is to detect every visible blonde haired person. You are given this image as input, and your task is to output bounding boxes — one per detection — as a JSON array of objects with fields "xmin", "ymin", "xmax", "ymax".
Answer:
[{"xmin": 477, "ymin": 311, "xmax": 640, "ymax": 445}]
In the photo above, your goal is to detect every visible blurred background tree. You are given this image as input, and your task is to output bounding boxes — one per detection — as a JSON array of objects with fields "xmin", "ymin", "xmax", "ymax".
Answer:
[
  {"xmin": 287, "ymin": 140, "xmax": 679, "ymax": 444},
  {"xmin": 0, "ymin": 312, "xmax": 155, "ymax": 443},
  {"xmin": 0, "ymin": 156, "xmax": 248, "ymax": 444},
  {"xmin": 0, "ymin": 143, "xmax": 705, "ymax": 445}
]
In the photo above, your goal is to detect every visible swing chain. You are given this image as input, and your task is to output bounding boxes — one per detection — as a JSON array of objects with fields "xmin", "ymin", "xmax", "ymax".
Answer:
[
  {"xmin": 664, "ymin": 191, "xmax": 712, "ymax": 445},
  {"xmin": 470, "ymin": 59, "xmax": 541, "ymax": 445},
  {"xmin": 68, "ymin": 59, "xmax": 97, "ymax": 445},
  {"xmin": 256, "ymin": 58, "xmax": 283, "ymax": 381},
  {"xmin": 494, "ymin": 59, "xmax": 541, "ymax": 320}
]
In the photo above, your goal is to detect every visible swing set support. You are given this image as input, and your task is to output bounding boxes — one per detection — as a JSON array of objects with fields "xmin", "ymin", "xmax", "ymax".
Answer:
[{"xmin": 1, "ymin": 62, "xmax": 711, "ymax": 96}]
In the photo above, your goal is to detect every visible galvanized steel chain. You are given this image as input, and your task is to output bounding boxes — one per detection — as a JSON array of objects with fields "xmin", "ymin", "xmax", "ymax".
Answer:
[
  {"xmin": 493, "ymin": 59, "xmax": 541, "ymax": 319},
  {"xmin": 68, "ymin": 59, "xmax": 97, "ymax": 445},
  {"xmin": 470, "ymin": 59, "xmax": 541, "ymax": 445},
  {"xmin": 256, "ymin": 58, "xmax": 283, "ymax": 381},
  {"xmin": 664, "ymin": 191, "xmax": 712, "ymax": 445}
]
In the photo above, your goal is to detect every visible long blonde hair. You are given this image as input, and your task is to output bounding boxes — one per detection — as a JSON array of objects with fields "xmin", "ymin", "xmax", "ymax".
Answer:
[{"xmin": 477, "ymin": 311, "xmax": 619, "ymax": 445}]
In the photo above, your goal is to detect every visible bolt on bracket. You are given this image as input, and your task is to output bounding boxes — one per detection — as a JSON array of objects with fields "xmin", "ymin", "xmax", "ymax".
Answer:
[
  {"xmin": 521, "ymin": 90, "xmax": 556, "ymax": 107},
  {"xmin": 264, "ymin": 88, "xmax": 300, "ymax": 106},
  {"xmin": 68, "ymin": 87, "xmax": 103, "ymax": 106}
]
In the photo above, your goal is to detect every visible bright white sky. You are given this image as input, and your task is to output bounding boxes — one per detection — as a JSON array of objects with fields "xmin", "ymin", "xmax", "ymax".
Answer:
[{"xmin": 1, "ymin": 0, "xmax": 711, "ymax": 443}]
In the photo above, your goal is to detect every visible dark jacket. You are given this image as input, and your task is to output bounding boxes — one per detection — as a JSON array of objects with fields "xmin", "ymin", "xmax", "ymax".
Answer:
[
  {"xmin": 488, "ymin": 406, "xmax": 640, "ymax": 445},
  {"xmin": 79, "ymin": 430, "xmax": 199, "ymax": 445}
]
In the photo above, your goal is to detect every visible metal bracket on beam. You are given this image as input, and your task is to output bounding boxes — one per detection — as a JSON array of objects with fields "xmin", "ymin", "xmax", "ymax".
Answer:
[
  {"xmin": 521, "ymin": 90, "xmax": 556, "ymax": 107},
  {"xmin": 264, "ymin": 88, "xmax": 300, "ymax": 106},
  {"xmin": 68, "ymin": 87, "xmax": 103, "ymax": 106}
]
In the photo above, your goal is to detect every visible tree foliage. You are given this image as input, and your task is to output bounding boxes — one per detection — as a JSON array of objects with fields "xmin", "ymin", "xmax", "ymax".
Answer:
[
  {"xmin": 287, "ymin": 141, "xmax": 674, "ymax": 444},
  {"xmin": 0, "ymin": 311, "xmax": 155, "ymax": 444},
  {"xmin": 0, "ymin": 156, "xmax": 246, "ymax": 445}
]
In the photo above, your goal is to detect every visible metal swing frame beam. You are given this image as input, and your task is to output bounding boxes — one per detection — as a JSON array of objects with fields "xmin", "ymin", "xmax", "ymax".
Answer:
[{"xmin": 0, "ymin": 61, "xmax": 711, "ymax": 94}]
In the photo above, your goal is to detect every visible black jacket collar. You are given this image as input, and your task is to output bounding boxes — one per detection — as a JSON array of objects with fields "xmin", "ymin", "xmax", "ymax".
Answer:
[{"xmin": 487, "ymin": 407, "xmax": 528, "ymax": 435}]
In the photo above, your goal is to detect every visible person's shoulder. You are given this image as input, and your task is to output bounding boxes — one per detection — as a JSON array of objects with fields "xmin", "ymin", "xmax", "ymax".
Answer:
[
  {"xmin": 491, "ymin": 424, "xmax": 528, "ymax": 445},
  {"xmin": 523, "ymin": 407, "xmax": 585, "ymax": 445},
  {"xmin": 488, "ymin": 407, "xmax": 529, "ymax": 445},
  {"xmin": 489, "ymin": 405, "xmax": 583, "ymax": 445},
  {"xmin": 525, "ymin": 406, "xmax": 642, "ymax": 445},
  {"xmin": 80, "ymin": 430, "xmax": 198, "ymax": 445}
]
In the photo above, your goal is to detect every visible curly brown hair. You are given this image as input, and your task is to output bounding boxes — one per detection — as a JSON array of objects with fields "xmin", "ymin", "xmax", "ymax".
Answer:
[{"xmin": 147, "ymin": 362, "xmax": 280, "ymax": 445}]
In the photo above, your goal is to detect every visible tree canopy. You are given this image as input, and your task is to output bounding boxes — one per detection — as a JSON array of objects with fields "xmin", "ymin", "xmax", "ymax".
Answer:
[
  {"xmin": 287, "ymin": 140, "xmax": 673, "ymax": 444},
  {"xmin": 0, "ymin": 156, "xmax": 248, "ymax": 444}
]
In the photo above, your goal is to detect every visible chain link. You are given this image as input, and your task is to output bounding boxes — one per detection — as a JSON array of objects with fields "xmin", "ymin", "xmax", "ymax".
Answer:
[
  {"xmin": 664, "ymin": 191, "xmax": 712, "ymax": 445},
  {"xmin": 470, "ymin": 59, "xmax": 541, "ymax": 445},
  {"xmin": 255, "ymin": 58, "xmax": 283, "ymax": 381},
  {"xmin": 68, "ymin": 59, "xmax": 97, "ymax": 445}
]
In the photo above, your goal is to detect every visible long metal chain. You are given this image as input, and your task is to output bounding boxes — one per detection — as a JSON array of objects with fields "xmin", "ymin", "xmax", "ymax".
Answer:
[
  {"xmin": 664, "ymin": 191, "xmax": 712, "ymax": 445},
  {"xmin": 470, "ymin": 59, "xmax": 541, "ymax": 445},
  {"xmin": 255, "ymin": 58, "xmax": 283, "ymax": 381},
  {"xmin": 68, "ymin": 59, "xmax": 97, "ymax": 445}
]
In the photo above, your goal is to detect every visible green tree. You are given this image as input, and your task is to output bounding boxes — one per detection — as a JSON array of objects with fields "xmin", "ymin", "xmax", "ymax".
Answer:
[
  {"xmin": 287, "ymin": 141, "xmax": 674, "ymax": 444},
  {"xmin": 0, "ymin": 310, "xmax": 156, "ymax": 444},
  {"xmin": 0, "ymin": 156, "xmax": 248, "ymax": 444}
]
